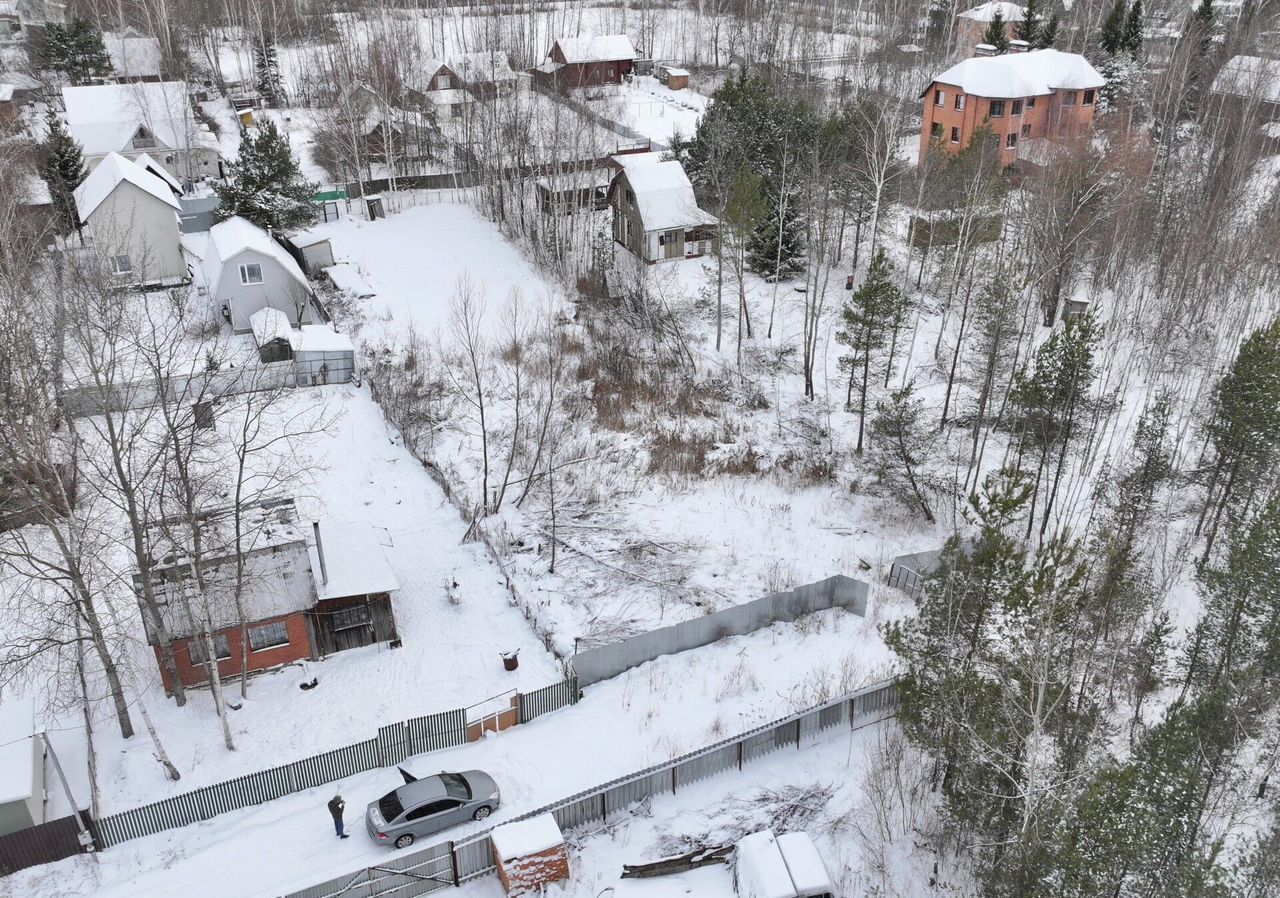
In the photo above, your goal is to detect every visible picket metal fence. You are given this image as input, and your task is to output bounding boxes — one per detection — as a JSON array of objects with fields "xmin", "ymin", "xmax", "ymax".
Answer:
[
  {"xmin": 92, "ymin": 678, "xmax": 576, "ymax": 850},
  {"xmin": 278, "ymin": 680, "xmax": 900, "ymax": 898}
]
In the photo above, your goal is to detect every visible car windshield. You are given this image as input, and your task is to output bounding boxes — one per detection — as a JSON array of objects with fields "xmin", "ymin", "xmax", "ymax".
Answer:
[
  {"xmin": 378, "ymin": 791, "xmax": 404, "ymax": 821},
  {"xmin": 438, "ymin": 772, "xmax": 472, "ymax": 800}
]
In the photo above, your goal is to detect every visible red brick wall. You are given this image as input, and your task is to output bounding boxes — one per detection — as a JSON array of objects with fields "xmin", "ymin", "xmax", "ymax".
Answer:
[
  {"xmin": 919, "ymin": 80, "xmax": 1098, "ymax": 165},
  {"xmin": 155, "ymin": 613, "xmax": 315, "ymax": 692},
  {"xmin": 495, "ymin": 845, "xmax": 570, "ymax": 896}
]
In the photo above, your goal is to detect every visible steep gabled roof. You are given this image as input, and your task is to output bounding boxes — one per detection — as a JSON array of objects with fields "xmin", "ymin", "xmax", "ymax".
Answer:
[
  {"xmin": 613, "ymin": 153, "xmax": 716, "ymax": 231},
  {"xmin": 928, "ymin": 49, "xmax": 1105, "ymax": 99},
  {"xmin": 202, "ymin": 215, "xmax": 308, "ymax": 296},
  {"xmin": 403, "ymin": 58, "xmax": 454, "ymax": 94},
  {"xmin": 62, "ymin": 81, "xmax": 207, "ymax": 156},
  {"xmin": 74, "ymin": 151, "xmax": 180, "ymax": 220},
  {"xmin": 451, "ymin": 50, "xmax": 517, "ymax": 84},
  {"xmin": 104, "ymin": 29, "xmax": 163, "ymax": 79},
  {"xmin": 553, "ymin": 34, "xmax": 636, "ymax": 64},
  {"xmin": 132, "ymin": 151, "xmax": 183, "ymax": 194}
]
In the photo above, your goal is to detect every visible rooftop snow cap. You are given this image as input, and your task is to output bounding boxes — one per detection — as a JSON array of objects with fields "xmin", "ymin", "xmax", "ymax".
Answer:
[
  {"xmin": 73, "ymin": 151, "xmax": 181, "ymax": 220},
  {"xmin": 957, "ymin": 1, "xmax": 1027, "ymax": 22},
  {"xmin": 612, "ymin": 152, "xmax": 717, "ymax": 231},
  {"xmin": 927, "ymin": 48, "xmax": 1106, "ymax": 99},
  {"xmin": 552, "ymin": 33, "xmax": 637, "ymax": 64}
]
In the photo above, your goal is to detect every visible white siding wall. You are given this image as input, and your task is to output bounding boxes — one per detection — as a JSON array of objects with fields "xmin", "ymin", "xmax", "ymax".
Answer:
[
  {"xmin": 214, "ymin": 249, "xmax": 316, "ymax": 334},
  {"xmin": 85, "ymin": 180, "xmax": 185, "ymax": 282}
]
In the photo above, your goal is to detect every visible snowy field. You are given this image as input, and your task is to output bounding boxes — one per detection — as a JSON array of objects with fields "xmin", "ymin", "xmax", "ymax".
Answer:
[
  {"xmin": 6, "ymin": 606, "xmax": 891, "ymax": 898},
  {"xmin": 579, "ymin": 76, "xmax": 711, "ymax": 148}
]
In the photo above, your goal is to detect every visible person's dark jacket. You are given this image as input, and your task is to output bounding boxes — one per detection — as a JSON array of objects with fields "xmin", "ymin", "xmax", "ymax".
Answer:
[{"xmin": 328, "ymin": 796, "xmax": 345, "ymax": 821}]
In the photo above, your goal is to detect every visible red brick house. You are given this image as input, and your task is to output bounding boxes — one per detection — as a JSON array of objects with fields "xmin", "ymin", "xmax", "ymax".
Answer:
[
  {"xmin": 136, "ymin": 501, "xmax": 399, "ymax": 692},
  {"xmin": 533, "ymin": 34, "xmax": 636, "ymax": 90},
  {"xmin": 919, "ymin": 48, "xmax": 1106, "ymax": 166}
]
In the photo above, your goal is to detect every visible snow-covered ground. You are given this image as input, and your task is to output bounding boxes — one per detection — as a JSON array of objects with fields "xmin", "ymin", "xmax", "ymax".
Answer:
[
  {"xmin": 579, "ymin": 76, "xmax": 711, "ymax": 148},
  {"xmin": 6, "ymin": 606, "xmax": 891, "ymax": 898}
]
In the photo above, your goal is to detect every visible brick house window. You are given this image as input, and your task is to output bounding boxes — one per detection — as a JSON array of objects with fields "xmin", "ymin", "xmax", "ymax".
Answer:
[
  {"xmin": 989, "ymin": 100, "xmax": 1005, "ymax": 117},
  {"xmin": 931, "ymin": 122, "xmax": 942, "ymax": 138},
  {"xmin": 1083, "ymin": 89, "xmax": 1096, "ymax": 105},
  {"xmin": 1011, "ymin": 99, "xmax": 1023, "ymax": 116},
  {"xmin": 1021, "ymin": 123, "xmax": 1031, "ymax": 137},
  {"xmin": 954, "ymin": 94, "xmax": 965, "ymax": 111},
  {"xmin": 950, "ymin": 126, "xmax": 960, "ymax": 143},
  {"xmin": 1006, "ymin": 133, "xmax": 1018, "ymax": 148},
  {"xmin": 934, "ymin": 88, "xmax": 944, "ymax": 106},
  {"xmin": 189, "ymin": 634, "xmax": 231, "ymax": 664},
  {"xmin": 1027, "ymin": 97, "xmax": 1036, "ymax": 108},
  {"xmin": 1062, "ymin": 90, "xmax": 1077, "ymax": 106},
  {"xmin": 249, "ymin": 620, "xmax": 290, "ymax": 651}
]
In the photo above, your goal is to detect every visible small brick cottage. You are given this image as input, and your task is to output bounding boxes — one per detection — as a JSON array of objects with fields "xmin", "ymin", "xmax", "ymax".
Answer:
[{"xmin": 135, "ymin": 499, "xmax": 399, "ymax": 692}]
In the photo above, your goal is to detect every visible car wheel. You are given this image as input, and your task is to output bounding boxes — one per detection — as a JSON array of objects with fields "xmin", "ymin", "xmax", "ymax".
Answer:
[
  {"xmin": 473, "ymin": 806, "xmax": 491, "ymax": 821},
  {"xmin": 394, "ymin": 833, "xmax": 415, "ymax": 849}
]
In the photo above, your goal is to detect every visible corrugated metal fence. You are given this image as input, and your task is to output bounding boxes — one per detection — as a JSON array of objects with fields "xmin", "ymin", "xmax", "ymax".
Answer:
[
  {"xmin": 92, "ymin": 680, "xmax": 575, "ymax": 850},
  {"xmin": 278, "ymin": 680, "xmax": 900, "ymax": 898},
  {"xmin": 0, "ymin": 812, "xmax": 93, "ymax": 876},
  {"xmin": 570, "ymin": 574, "xmax": 869, "ymax": 686}
]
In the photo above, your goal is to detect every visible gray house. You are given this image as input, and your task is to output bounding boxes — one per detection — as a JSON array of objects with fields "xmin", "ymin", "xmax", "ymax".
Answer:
[
  {"xmin": 0, "ymin": 697, "xmax": 45, "ymax": 837},
  {"xmin": 74, "ymin": 151, "xmax": 185, "ymax": 284},
  {"xmin": 202, "ymin": 216, "xmax": 320, "ymax": 334}
]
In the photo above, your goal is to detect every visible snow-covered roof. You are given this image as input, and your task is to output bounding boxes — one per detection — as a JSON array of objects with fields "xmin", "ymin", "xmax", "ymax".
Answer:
[
  {"xmin": 735, "ymin": 831, "xmax": 796, "ymax": 898},
  {"xmin": 0, "ymin": 71, "xmax": 39, "ymax": 90},
  {"xmin": 490, "ymin": 814, "xmax": 564, "ymax": 861},
  {"xmin": 324, "ymin": 262, "xmax": 375, "ymax": 298},
  {"xmin": 74, "ymin": 151, "xmax": 180, "ymax": 219},
  {"xmin": 202, "ymin": 215, "xmax": 309, "ymax": 296},
  {"xmin": 403, "ymin": 59, "xmax": 453, "ymax": 94},
  {"xmin": 452, "ymin": 50, "xmax": 517, "ymax": 84},
  {"xmin": 295, "ymin": 325, "xmax": 354, "ymax": 354},
  {"xmin": 929, "ymin": 49, "xmax": 1106, "ymax": 99},
  {"xmin": 62, "ymin": 81, "xmax": 207, "ymax": 156},
  {"xmin": 775, "ymin": 832, "xmax": 834, "ymax": 896},
  {"xmin": 0, "ymin": 84, "xmax": 12, "ymax": 102},
  {"xmin": 1211, "ymin": 55, "xmax": 1280, "ymax": 105},
  {"xmin": 132, "ymin": 151, "xmax": 182, "ymax": 193},
  {"xmin": 957, "ymin": 1, "xmax": 1026, "ymax": 22},
  {"xmin": 104, "ymin": 30, "xmax": 163, "ymax": 79},
  {"xmin": 553, "ymin": 34, "xmax": 636, "ymax": 64},
  {"xmin": 0, "ymin": 697, "xmax": 37, "ymax": 805},
  {"xmin": 308, "ymin": 522, "xmax": 397, "ymax": 601},
  {"xmin": 423, "ymin": 87, "xmax": 471, "ymax": 106},
  {"xmin": 250, "ymin": 306, "xmax": 294, "ymax": 346},
  {"xmin": 614, "ymin": 153, "xmax": 716, "ymax": 231}
]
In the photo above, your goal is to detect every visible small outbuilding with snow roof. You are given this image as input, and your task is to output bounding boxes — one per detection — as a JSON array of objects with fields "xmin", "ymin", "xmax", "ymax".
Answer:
[
  {"xmin": 74, "ymin": 151, "xmax": 185, "ymax": 283},
  {"xmin": 607, "ymin": 153, "xmax": 718, "ymax": 262}
]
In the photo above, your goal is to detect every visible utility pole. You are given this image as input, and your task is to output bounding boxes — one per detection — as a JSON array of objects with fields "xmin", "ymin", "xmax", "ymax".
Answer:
[{"xmin": 43, "ymin": 732, "xmax": 96, "ymax": 853}]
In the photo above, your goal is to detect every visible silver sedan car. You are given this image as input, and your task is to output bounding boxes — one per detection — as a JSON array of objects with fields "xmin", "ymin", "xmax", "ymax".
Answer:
[{"xmin": 366, "ymin": 770, "xmax": 500, "ymax": 849}]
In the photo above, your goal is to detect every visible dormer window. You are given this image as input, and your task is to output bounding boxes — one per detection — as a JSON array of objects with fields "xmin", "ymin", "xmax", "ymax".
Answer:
[
  {"xmin": 435, "ymin": 73, "xmax": 451, "ymax": 90},
  {"xmin": 131, "ymin": 126, "xmax": 157, "ymax": 149}
]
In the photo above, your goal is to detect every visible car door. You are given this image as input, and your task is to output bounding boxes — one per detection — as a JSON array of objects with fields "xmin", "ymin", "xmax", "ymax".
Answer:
[{"xmin": 404, "ymin": 799, "xmax": 452, "ymax": 837}]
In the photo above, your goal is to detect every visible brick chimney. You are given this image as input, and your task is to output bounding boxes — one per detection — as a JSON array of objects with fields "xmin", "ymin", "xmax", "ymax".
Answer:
[
  {"xmin": 974, "ymin": 43, "xmax": 997, "ymax": 57},
  {"xmin": 1008, "ymin": 39, "xmax": 1031, "ymax": 53}
]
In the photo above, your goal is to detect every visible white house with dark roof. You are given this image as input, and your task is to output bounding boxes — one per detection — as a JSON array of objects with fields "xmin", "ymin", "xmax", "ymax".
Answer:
[
  {"xmin": 607, "ymin": 153, "xmax": 718, "ymax": 262},
  {"xmin": 74, "ymin": 151, "xmax": 184, "ymax": 283},
  {"xmin": 62, "ymin": 81, "xmax": 220, "ymax": 182},
  {"xmin": 202, "ymin": 215, "xmax": 318, "ymax": 333}
]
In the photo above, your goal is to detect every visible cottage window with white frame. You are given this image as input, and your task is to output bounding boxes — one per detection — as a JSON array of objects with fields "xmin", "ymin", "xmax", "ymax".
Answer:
[
  {"xmin": 111, "ymin": 254, "xmax": 133, "ymax": 274},
  {"xmin": 189, "ymin": 634, "xmax": 232, "ymax": 664},
  {"xmin": 239, "ymin": 262, "xmax": 264, "ymax": 285},
  {"xmin": 435, "ymin": 73, "xmax": 451, "ymax": 89},
  {"xmin": 249, "ymin": 620, "xmax": 290, "ymax": 651}
]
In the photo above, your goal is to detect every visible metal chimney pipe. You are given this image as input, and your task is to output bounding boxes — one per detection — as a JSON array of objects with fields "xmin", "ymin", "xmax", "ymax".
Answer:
[{"xmin": 312, "ymin": 522, "xmax": 329, "ymax": 585}]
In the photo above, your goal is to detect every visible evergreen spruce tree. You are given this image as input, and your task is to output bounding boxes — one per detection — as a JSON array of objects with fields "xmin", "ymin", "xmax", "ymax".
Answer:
[
  {"xmin": 1018, "ymin": 0, "xmax": 1042, "ymax": 45},
  {"xmin": 214, "ymin": 119, "xmax": 318, "ymax": 232},
  {"xmin": 983, "ymin": 10, "xmax": 1011, "ymax": 53},
  {"xmin": 836, "ymin": 248, "xmax": 903, "ymax": 453},
  {"xmin": 869, "ymin": 382, "xmax": 936, "ymax": 522},
  {"xmin": 1123, "ymin": 0, "xmax": 1144, "ymax": 56},
  {"xmin": 39, "ymin": 109, "xmax": 87, "ymax": 237},
  {"xmin": 1101, "ymin": 0, "xmax": 1128, "ymax": 55},
  {"xmin": 43, "ymin": 19, "xmax": 113, "ymax": 84},
  {"xmin": 1036, "ymin": 13, "xmax": 1060, "ymax": 48},
  {"xmin": 746, "ymin": 196, "xmax": 805, "ymax": 279},
  {"xmin": 254, "ymin": 32, "xmax": 286, "ymax": 107}
]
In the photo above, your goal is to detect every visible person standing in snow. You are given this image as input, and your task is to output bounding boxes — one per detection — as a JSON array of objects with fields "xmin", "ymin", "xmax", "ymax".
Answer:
[{"xmin": 328, "ymin": 794, "xmax": 349, "ymax": 838}]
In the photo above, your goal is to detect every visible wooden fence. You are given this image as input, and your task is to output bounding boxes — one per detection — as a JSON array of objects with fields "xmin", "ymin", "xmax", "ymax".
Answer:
[
  {"xmin": 279, "ymin": 680, "xmax": 900, "ymax": 898},
  {"xmin": 88, "ymin": 677, "xmax": 576, "ymax": 851}
]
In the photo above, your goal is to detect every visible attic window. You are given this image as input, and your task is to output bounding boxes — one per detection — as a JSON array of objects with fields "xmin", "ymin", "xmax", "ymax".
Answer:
[
  {"xmin": 131, "ymin": 127, "xmax": 157, "ymax": 149},
  {"xmin": 239, "ymin": 263, "xmax": 264, "ymax": 285},
  {"xmin": 435, "ymin": 73, "xmax": 451, "ymax": 89}
]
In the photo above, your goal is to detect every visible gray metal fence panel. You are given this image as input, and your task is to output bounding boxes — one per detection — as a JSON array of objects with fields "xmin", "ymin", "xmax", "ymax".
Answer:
[
  {"xmin": 571, "ymin": 576, "xmax": 869, "ymax": 686},
  {"xmin": 283, "ymin": 869, "xmax": 373, "ymax": 898},
  {"xmin": 454, "ymin": 835, "xmax": 496, "ymax": 881},
  {"xmin": 407, "ymin": 709, "xmax": 466, "ymax": 755},
  {"xmin": 517, "ymin": 677, "xmax": 579, "ymax": 723},
  {"xmin": 674, "ymin": 743, "xmax": 739, "ymax": 789},
  {"xmin": 603, "ymin": 768, "xmax": 673, "ymax": 816},
  {"xmin": 551, "ymin": 793, "xmax": 604, "ymax": 832},
  {"xmin": 378, "ymin": 722, "xmax": 409, "ymax": 768}
]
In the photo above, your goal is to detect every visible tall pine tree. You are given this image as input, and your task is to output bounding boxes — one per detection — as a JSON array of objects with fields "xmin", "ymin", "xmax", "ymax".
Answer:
[
  {"xmin": 1036, "ymin": 13, "xmax": 1060, "ymax": 48},
  {"xmin": 215, "ymin": 119, "xmax": 318, "ymax": 232},
  {"xmin": 254, "ymin": 32, "xmax": 286, "ymax": 107},
  {"xmin": 983, "ymin": 10, "xmax": 1011, "ymax": 53},
  {"xmin": 1018, "ymin": 0, "xmax": 1042, "ymax": 45},
  {"xmin": 836, "ymin": 248, "xmax": 903, "ymax": 453},
  {"xmin": 39, "ymin": 109, "xmax": 87, "ymax": 237},
  {"xmin": 1101, "ymin": 0, "xmax": 1128, "ymax": 55},
  {"xmin": 40, "ymin": 19, "xmax": 112, "ymax": 84},
  {"xmin": 1123, "ymin": 0, "xmax": 1144, "ymax": 56}
]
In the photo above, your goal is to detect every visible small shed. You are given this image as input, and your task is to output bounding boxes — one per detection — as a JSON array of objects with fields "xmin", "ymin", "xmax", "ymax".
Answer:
[
  {"xmin": 294, "ymin": 326, "xmax": 356, "ymax": 385},
  {"xmin": 307, "ymin": 523, "xmax": 399, "ymax": 655},
  {"xmin": 0, "ymin": 698, "xmax": 45, "ymax": 837},
  {"xmin": 490, "ymin": 814, "xmax": 570, "ymax": 896},
  {"xmin": 657, "ymin": 65, "xmax": 690, "ymax": 90},
  {"xmin": 249, "ymin": 307, "xmax": 296, "ymax": 363},
  {"xmin": 279, "ymin": 229, "xmax": 336, "ymax": 275}
]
